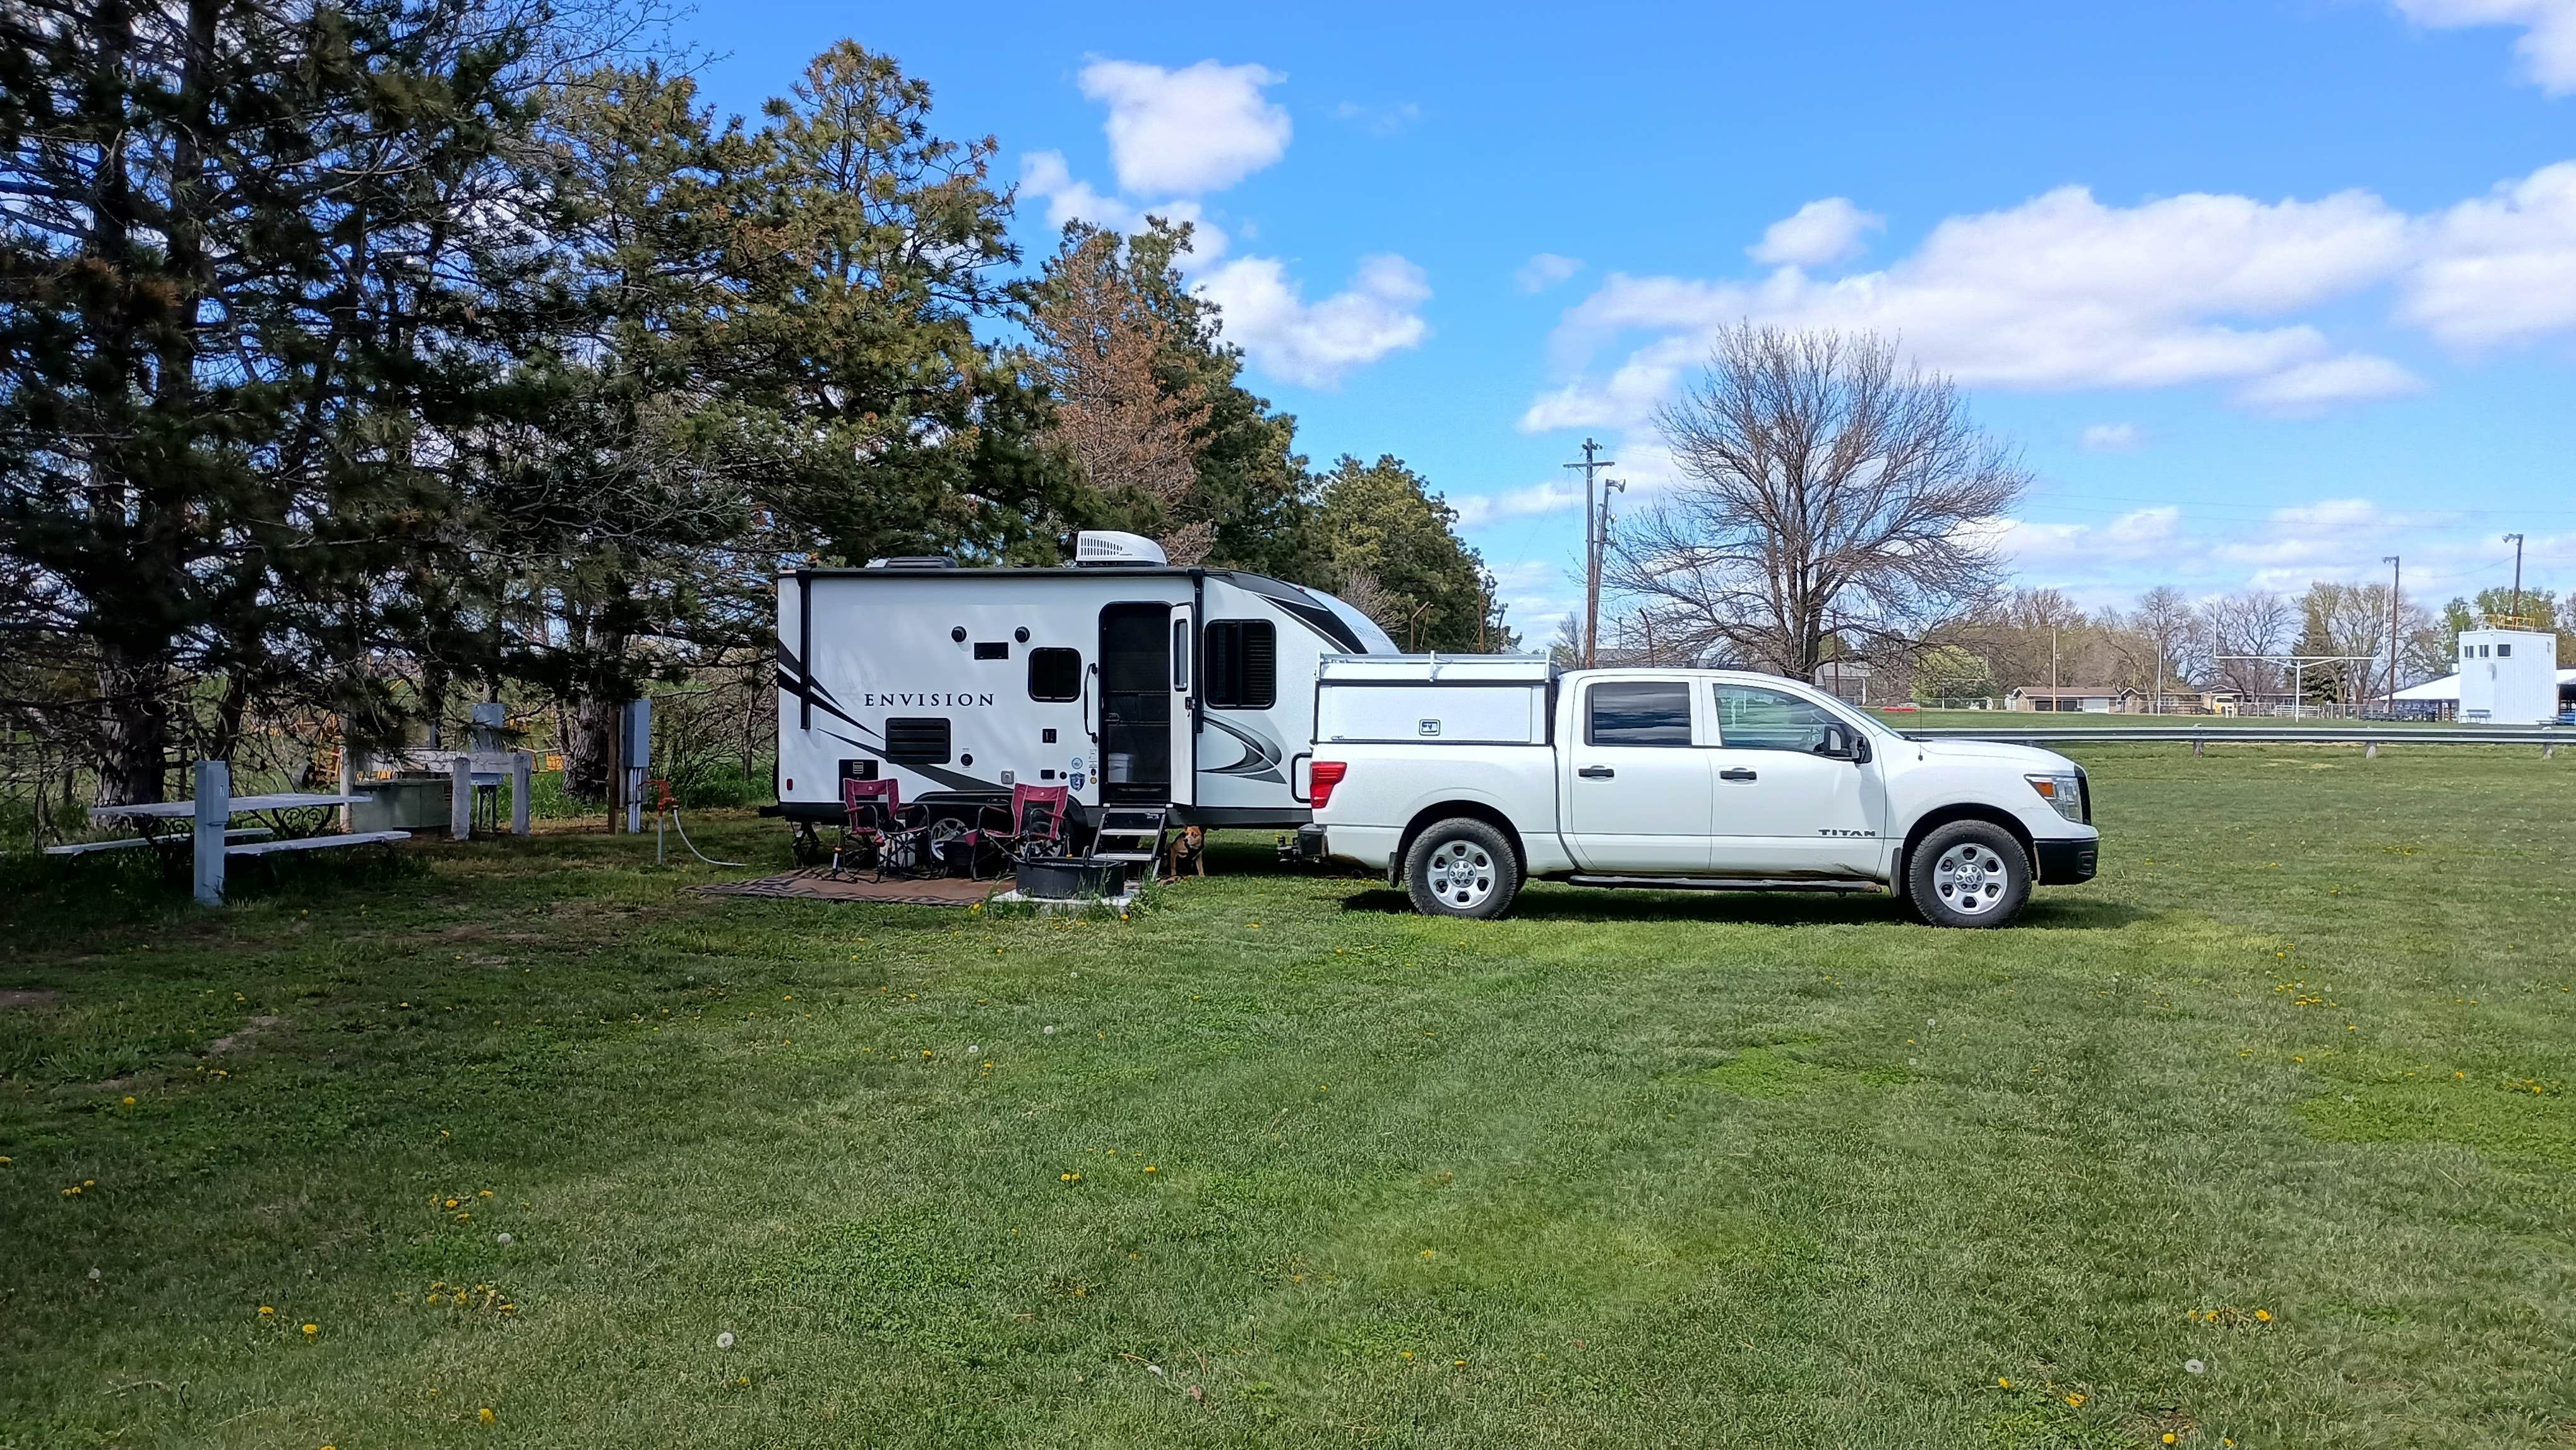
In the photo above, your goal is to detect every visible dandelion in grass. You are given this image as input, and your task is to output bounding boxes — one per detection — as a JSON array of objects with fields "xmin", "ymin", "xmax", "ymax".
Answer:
[
  {"xmin": 479, "ymin": 1408, "xmax": 494, "ymax": 1424},
  {"xmin": 717, "ymin": 1331, "xmax": 736, "ymax": 1350},
  {"xmin": 2185, "ymin": 1359, "xmax": 2205, "ymax": 1374},
  {"xmin": 1996, "ymin": 1377, "xmax": 2010, "ymax": 1388},
  {"xmin": 2253, "ymin": 1309, "xmax": 2271, "ymax": 1322},
  {"xmin": 497, "ymin": 1233, "xmax": 513, "ymax": 1246},
  {"xmin": 302, "ymin": 1323, "xmax": 318, "ymax": 1336}
]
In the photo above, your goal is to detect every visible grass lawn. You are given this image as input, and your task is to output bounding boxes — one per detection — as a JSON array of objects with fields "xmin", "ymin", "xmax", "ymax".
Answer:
[{"xmin": 3, "ymin": 745, "xmax": 2573, "ymax": 1447}]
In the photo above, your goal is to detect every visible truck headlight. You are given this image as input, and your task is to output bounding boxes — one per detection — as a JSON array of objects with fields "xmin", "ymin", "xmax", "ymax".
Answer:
[{"xmin": 2026, "ymin": 772, "xmax": 2084, "ymax": 824}]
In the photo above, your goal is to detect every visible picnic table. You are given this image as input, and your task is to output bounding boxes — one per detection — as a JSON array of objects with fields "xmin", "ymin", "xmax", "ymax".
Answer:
[{"xmin": 74, "ymin": 763, "xmax": 407, "ymax": 904}]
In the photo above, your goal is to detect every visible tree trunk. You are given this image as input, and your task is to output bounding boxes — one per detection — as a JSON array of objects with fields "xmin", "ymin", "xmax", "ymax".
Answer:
[
  {"xmin": 560, "ymin": 690, "xmax": 617, "ymax": 801},
  {"xmin": 95, "ymin": 645, "xmax": 172, "ymax": 805}
]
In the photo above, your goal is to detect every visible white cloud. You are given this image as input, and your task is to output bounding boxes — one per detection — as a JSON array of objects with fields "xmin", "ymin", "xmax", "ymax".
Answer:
[
  {"xmin": 1020, "ymin": 152, "xmax": 1229, "ymax": 259},
  {"xmin": 1746, "ymin": 198, "xmax": 1885, "ymax": 267},
  {"xmin": 2079, "ymin": 422, "xmax": 2145, "ymax": 451},
  {"xmin": 1333, "ymin": 100, "xmax": 1421, "ymax": 136},
  {"xmin": 2231, "ymin": 355, "xmax": 2426, "ymax": 412},
  {"xmin": 2392, "ymin": 0, "xmax": 2576, "ymax": 93},
  {"xmin": 1515, "ymin": 253, "xmax": 1585, "ymax": 294},
  {"xmin": 1448, "ymin": 478, "xmax": 1590, "ymax": 527},
  {"xmin": 1079, "ymin": 59, "xmax": 1291, "ymax": 196},
  {"xmin": 1193, "ymin": 254, "xmax": 1432, "ymax": 386},
  {"xmin": 1522, "ymin": 179, "xmax": 2473, "ymax": 431},
  {"xmin": 1030, "ymin": 59, "xmax": 1426, "ymax": 390},
  {"xmin": 2404, "ymin": 160, "xmax": 2576, "ymax": 347},
  {"xmin": 1984, "ymin": 507, "xmax": 2182, "ymax": 568}
]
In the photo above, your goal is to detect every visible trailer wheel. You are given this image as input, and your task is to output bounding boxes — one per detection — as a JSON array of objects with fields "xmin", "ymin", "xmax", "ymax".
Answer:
[
  {"xmin": 1903, "ymin": 820, "xmax": 2030, "ymax": 928},
  {"xmin": 1402, "ymin": 818, "xmax": 1520, "ymax": 920}
]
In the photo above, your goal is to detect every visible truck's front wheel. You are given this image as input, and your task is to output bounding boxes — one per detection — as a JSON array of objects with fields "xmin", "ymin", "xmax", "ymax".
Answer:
[
  {"xmin": 1403, "ymin": 818, "xmax": 1520, "ymax": 920},
  {"xmin": 1904, "ymin": 820, "xmax": 2032, "ymax": 928}
]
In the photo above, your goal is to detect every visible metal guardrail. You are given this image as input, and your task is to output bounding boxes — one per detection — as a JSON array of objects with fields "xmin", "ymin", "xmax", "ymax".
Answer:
[{"xmin": 1903, "ymin": 726, "xmax": 2572, "ymax": 749}]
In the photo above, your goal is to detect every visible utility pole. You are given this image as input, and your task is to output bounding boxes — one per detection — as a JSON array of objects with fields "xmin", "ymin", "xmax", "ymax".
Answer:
[
  {"xmin": 2383, "ymin": 555, "xmax": 2401, "ymax": 712},
  {"xmin": 2505, "ymin": 532, "xmax": 2526, "ymax": 623},
  {"xmin": 1591, "ymin": 477, "xmax": 1626, "ymax": 666},
  {"xmin": 1563, "ymin": 440, "xmax": 1616, "ymax": 667}
]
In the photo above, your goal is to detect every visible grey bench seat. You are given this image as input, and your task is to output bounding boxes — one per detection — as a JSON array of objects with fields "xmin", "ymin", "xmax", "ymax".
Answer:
[
  {"xmin": 225, "ymin": 830, "xmax": 408, "ymax": 858},
  {"xmin": 47, "ymin": 828, "xmax": 273, "ymax": 857}
]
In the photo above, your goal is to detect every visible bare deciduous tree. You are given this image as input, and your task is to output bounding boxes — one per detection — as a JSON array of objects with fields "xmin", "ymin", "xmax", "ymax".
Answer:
[
  {"xmin": 2202, "ymin": 589, "xmax": 2293, "ymax": 698},
  {"xmin": 2104, "ymin": 585, "xmax": 2210, "ymax": 704},
  {"xmin": 1610, "ymin": 327, "xmax": 2029, "ymax": 677}
]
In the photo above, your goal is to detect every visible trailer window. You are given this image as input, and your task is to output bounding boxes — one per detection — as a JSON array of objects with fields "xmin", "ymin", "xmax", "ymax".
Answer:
[
  {"xmin": 884, "ymin": 717, "xmax": 951, "ymax": 764},
  {"xmin": 1027, "ymin": 647, "xmax": 1081, "ymax": 702},
  {"xmin": 1202, "ymin": 620, "xmax": 1277, "ymax": 710},
  {"xmin": 1586, "ymin": 682, "xmax": 1692, "ymax": 746}
]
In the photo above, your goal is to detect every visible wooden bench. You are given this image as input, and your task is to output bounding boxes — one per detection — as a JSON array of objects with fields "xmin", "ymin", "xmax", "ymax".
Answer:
[
  {"xmin": 225, "ymin": 830, "xmax": 409, "ymax": 858},
  {"xmin": 45, "ymin": 828, "xmax": 273, "ymax": 858}
]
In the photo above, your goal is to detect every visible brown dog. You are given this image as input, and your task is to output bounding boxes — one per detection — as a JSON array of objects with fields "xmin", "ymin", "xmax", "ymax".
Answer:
[{"xmin": 1167, "ymin": 824, "xmax": 1207, "ymax": 878}]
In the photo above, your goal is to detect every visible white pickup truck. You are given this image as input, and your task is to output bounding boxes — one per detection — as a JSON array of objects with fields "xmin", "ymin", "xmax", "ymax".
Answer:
[{"xmin": 1300, "ymin": 656, "xmax": 2097, "ymax": 926}]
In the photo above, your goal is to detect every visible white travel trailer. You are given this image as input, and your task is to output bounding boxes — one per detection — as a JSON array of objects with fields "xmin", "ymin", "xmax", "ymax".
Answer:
[{"xmin": 773, "ymin": 531, "xmax": 1398, "ymax": 853}]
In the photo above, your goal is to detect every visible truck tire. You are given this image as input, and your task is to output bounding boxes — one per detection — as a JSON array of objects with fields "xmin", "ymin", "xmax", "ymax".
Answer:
[
  {"xmin": 1904, "ymin": 820, "xmax": 2031, "ymax": 928},
  {"xmin": 1403, "ymin": 818, "xmax": 1520, "ymax": 920}
]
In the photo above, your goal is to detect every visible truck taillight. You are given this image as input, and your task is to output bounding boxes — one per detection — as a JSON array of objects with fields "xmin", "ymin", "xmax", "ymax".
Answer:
[{"xmin": 1309, "ymin": 760, "xmax": 1346, "ymax": 808}]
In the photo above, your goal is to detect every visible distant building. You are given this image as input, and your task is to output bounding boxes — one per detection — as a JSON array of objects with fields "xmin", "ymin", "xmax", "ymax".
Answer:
[
  {"xmin": 2395, "ymin": 632, "xmax": 2574, "ymax": 724},
  {"xmin": 1811, "ymin": 659, "xmax": 1878, "ymax": 705},
  {"xmin": 2006, "ymin": 685, "xmax": 2139, "ymax": 713}
]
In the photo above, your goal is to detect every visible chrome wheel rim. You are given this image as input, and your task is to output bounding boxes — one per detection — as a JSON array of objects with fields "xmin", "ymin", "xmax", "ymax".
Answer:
[
  {"xmin": 1933, "ymin": 841, "xmax": 2011, "ymax": 916},
  {"xmin": 1425, "ymin": 838, "xmax": 1495, "ymax": 910}
]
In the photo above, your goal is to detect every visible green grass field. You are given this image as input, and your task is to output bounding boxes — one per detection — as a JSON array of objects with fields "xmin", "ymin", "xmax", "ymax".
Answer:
[{"xmin": 4, "ymin": 745, "xmax": 2573, "ymax": 1448}]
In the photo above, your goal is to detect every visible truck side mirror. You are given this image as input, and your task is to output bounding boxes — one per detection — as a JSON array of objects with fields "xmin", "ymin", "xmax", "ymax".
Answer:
[{"xmin": 1816, "ymin": 724, "xmax": 1859, "ymax": 761}]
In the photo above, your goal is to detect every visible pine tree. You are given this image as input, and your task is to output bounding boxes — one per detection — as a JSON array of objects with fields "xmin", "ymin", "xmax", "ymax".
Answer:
[{"xmin": 0, "ymin": 0, "xmax": 556, "ymax": 801}]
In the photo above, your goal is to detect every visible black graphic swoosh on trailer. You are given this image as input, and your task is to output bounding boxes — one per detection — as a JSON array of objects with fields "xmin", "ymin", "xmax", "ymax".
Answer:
[
  {"xmin": 780, "ymin": 649, "xmax": 1004, "ymax": 796},
  {"xmin": 1203, "ymin": 714, "xmax": 1285, "ymax": 782}
]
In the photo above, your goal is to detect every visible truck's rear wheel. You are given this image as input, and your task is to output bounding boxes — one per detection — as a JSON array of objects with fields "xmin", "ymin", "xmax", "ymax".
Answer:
[
  {"xmin": 1904, "ymin": 820, "xmax": 2031, "ymax": 928},
  {"xmin": 1403, "ymin": 818, "xmax": 1519, "ymax": 919}
]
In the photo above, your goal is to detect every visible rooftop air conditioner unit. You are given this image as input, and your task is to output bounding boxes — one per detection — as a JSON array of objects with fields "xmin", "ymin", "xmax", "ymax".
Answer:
[{"xmin": 1072, "ymin": 530, "xmax": 1169, "ymax": 566}]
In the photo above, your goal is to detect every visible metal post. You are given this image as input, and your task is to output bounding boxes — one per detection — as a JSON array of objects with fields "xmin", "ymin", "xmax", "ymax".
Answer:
[
  {"xmin": 511, "ymin": 752, "xmax": 532, "ymax": 837},
  {"xmin": 450, "ymin": 755, "xmax": 472, "ymax": 842},
  {"xmin": 2384, "ymin": 555, "xmax": 2401, "ymax": 714},
  {"xmin": 193, "ymin": 760, "xmax": 229, "ymax": 908},
  {"xmin": 1563, "ymin": 439, "xmax": 1614, "ymax": 668},
  {"xmin": 337, "ymin": 738, "xmax": 356, "ymax": 832},
  {"xmin": 2506, "ymin": 532, "xmax": 2525, "ymax": 623}
]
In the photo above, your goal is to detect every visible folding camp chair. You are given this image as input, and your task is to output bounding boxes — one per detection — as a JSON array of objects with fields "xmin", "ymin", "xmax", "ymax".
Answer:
[
  {"xmin": 957, "ymin": 783, "xmax": 1070, "ymax": 880},
  {"xmin": 830, "ymin": 777, "xmax": 933, "ymax": 881}
]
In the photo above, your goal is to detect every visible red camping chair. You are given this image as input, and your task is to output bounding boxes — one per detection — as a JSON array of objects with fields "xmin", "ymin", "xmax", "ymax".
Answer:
[
  {"xmin": 830, "ymin": 777, "xmax": 933, "ymax": 881},
  {"xmin": 958, "ymin": 783, "xmax": 1070, "ymax": 879}
]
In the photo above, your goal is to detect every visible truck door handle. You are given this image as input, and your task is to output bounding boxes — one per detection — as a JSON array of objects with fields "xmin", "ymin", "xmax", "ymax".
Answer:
[
  {"xmin": 1720, "ymin": 768, "xmax": 1758, "ymax": 782},
  {"xmin": 1578, "ymin": 765, "xmax": 1615, "ymax": 779}
]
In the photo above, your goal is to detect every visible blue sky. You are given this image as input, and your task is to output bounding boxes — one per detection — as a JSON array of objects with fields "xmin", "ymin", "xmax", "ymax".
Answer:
[{"xmin": 671, "ymin": 0, "xmax": 2576, "ymax": 631}]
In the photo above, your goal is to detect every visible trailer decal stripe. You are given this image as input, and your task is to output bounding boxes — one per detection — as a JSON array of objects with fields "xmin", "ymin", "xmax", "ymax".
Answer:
[{"xmin": 1202, "ymin": 714, "xmax": 1286, "ymax": 782}]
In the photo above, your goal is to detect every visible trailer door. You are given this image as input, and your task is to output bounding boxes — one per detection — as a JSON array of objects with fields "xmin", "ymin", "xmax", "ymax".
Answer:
[
  {"xmin": 1166, "ymin": 599, "xmax": 1196, "ymax": 808},
  {"xmin": 1099, "ymin": 602, "xmax": 1173, "ymax": 805}
]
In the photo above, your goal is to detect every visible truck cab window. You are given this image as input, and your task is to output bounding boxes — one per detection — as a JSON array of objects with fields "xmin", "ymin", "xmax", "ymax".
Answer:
[
  {"xmin": 1712, "ymin": 683, "xmax": 1846, "ymax": 753},
  {"xmin": 1027, "ymin": 647, "xmax": 1081, "ymax": 702},
  {"xmin": 1202, "ymin": 620, "xmax": 1277, "ymax": 709},
  {"xmin": 1586, "ymin": 681, "xmax": 1692, "ymax": 746}
]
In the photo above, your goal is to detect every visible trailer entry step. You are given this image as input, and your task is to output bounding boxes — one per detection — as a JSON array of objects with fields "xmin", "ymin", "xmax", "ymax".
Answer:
[{"xmin": 1090, "ymin": 807, "xmax": 1169, "ymax": 863}]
